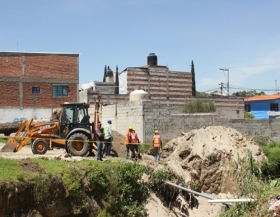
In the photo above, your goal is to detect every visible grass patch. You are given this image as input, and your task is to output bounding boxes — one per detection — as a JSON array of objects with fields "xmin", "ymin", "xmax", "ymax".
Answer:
[
  {"xmin": 0, "ymin": 137, "xmax": 7, "ymax": 143},
  {"xmin": 0, "ymin": 157, "xmax": 151, "ymax": 216},
  {"xmin": 0, "ymin": 158, "xmax": 27, "ymax": 182},
  {"xmin": 32, "ymin": 158, "xmax": 89, "ymax": 174},
  {"xmin": 219, "ymin": 150, "xmax": 280, "ymax": 217}
]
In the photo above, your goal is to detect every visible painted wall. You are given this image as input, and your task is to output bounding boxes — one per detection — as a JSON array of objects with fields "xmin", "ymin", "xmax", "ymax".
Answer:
[
  {"xmin": 245, "ymin": 99, "xmax": 280, "ymax": 119},
  {"xmin": 0, "ymin": 108, "xmax": 53, "ymax": 123}
]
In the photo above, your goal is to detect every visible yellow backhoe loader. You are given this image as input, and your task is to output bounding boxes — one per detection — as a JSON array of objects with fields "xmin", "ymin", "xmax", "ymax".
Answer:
[{"xmin": 1, "ymin": 99, "xmax": 106, "ymax": 157}]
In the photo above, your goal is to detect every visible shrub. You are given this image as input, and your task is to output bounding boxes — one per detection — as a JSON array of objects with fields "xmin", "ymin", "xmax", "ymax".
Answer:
[
  {"xmin": 148, "ymin": 168, "xmax": 175, "ymax": 189},
  {"xmin": 209, "ymin": 101, "xmax": 216, "ymax": 112},
  {"xmin": 259, "ymin": 141, "xmax": 280, "ymax": 179},
  {"xmin": 246, "ymin": 112, "xmax": 255, "ymax": 119},
  {"xmin": 182, "ymin": 99, "xmax": 216, "ymax": 113},
  {"xmin": 102, "ymin": 163, "xmax": 149, "ymax": 217},
  {"xmin": 253, "ymin": 136, "xmax": 270, "ymax": 145}
]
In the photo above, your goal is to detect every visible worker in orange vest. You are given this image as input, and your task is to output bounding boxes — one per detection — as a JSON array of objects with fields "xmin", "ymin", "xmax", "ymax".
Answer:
[
  {"xmin": 131, "ymin": 130, "xmax": 140, "ymax": 160},
  {"xmin": 153, "ymin": 130, "xmax": 162, "ymax": 162},
  {"xmin": 125, "ymin": 126, "xmax": 133, "ymax": 159}
]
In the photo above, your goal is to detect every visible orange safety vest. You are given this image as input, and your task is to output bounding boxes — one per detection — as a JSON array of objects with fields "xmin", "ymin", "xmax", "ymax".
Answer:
[
  {"xmin": 131, "ymin": 132, "xmax": 138, "ymax": 145},
  {"xmin": 153, "ymin": 134, "xmax": 161, "ymax": 147},
  {"xmin": 125, "ymin": 131, "xmax": 131, "ymax": 145}
]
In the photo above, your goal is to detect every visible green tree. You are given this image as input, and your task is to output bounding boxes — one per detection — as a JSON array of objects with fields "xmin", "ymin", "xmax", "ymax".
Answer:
[
  {"xmin": 103, "ymin": 65, "xmax": 107, "ymax": 82},
  {"xmin": 191, "ymin": 60, "xmax": 196, "ymax": 96},
  {"xmin": 196, "ymin": 91, "xmax": 209, "ymax": 97},
  {"xmin": 115, "ymin": 65, "xmax": 119, "ymax": 94},
  {"xmin": 232, "ymin": 90, "xmax": 265, "ymax": 97}
]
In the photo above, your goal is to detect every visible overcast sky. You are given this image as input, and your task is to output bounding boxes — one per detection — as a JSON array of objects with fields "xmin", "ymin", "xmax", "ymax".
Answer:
[{"xmin": 1, "ymin": 0, "xmax": 280, "ymax": 94}]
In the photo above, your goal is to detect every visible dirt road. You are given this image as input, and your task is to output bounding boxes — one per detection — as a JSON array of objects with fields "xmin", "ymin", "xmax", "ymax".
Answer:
[{"xmin": 0, "ymin": 143, "xmax": 67, "ymax": 159}]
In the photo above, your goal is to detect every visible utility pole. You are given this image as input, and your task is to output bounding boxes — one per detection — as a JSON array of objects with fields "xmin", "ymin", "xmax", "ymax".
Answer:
[{"xmin": 219, "ymin": 68, "xmax": 229, "ymax": 97}]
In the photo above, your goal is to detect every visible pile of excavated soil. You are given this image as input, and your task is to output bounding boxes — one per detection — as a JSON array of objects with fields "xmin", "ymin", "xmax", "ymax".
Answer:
[
  {"xmin": 111, "ymin": 130, "xmax": 126, "ymax": 158},
  {"xmin": 161, "ymin": 126, "xmax": 266, "ymax": 194},
  {"xmin": 144, "ymin": 126, "xmax": 267, "ymax": 217}
]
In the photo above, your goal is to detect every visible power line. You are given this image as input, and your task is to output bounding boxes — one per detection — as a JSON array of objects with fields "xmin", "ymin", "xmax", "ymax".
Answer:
[
  {"xmin": 201, "ymin": 85, "xmax": 277, "ymax": 93},
  {"xmin": 229, "ymin": 86, "xmax": 276, "ymax": 92},
  {"xmin": 228, "ymin": 62, "xmax": 280, "ymax": 69}
]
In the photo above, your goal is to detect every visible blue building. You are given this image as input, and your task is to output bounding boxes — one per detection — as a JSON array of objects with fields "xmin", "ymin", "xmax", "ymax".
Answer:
[{"xmin": 244, "ymin": 94, "xmax": 280, "ymax": 119}]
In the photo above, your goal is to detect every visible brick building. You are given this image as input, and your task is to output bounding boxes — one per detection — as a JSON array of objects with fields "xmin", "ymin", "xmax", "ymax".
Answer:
[
  {"xmin": 119, "ymin": 53, "xmax": 192, "ymax": 106},
  {"xmin": 0, "ymin": 51, "xmax": 79, "ymax": 123}
]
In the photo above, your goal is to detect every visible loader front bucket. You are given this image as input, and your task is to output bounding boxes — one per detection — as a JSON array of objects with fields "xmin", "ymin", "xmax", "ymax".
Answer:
[
  {"xmin": 0, "ymin": 142, "xmax": 16, "ymax": 152},
  {"xmin": 0, "ymin": 119, "xmax": 33, "ymax": 153}
]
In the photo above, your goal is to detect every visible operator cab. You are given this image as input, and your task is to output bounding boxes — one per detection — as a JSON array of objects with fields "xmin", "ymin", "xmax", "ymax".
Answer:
[{"xmin": 59, "ymin": 102, "xmax": 91, "ymax": 138}]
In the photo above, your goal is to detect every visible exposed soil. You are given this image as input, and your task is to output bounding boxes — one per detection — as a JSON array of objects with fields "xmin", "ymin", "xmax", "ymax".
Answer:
[
  {"xmin": 18, "ymin": 158, "xmax": 46, "ymax": 174},
  {"xmin": 143, "ymin": 126, "xmax": 266, "ymax": 217},
  {"xmin": 0, "ymin": 126, "xmax": 268, "ymax": 217},
  {"xmin": 111, "ymin": 130, "xmax": 126, "ymax": 158}
]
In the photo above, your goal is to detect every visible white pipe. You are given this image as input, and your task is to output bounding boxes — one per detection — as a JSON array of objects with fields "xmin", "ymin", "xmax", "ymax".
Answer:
[
  {"xmin": 208, "ymin": 199, "xmax": 255, "ymax": 203},
  {"xmin": 165, "ymin": 181, "xmax": 232, "ymax": 206}
]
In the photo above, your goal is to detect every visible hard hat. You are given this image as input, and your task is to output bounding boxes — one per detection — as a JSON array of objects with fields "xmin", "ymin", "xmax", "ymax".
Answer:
[
  {"xmin": 97, "ymin": 122, "xmax": 102, "ymax": 126},
  {"xmin": 108, "ymin": 120, "xmax": 112, "ymax": 124},
  {"xmin": 128, "ymin": 126, "xmax": 133, "ymax": 130},
  {"xmin": 154, "ymin": 130, "xmax": 159, "ymax": 134}
]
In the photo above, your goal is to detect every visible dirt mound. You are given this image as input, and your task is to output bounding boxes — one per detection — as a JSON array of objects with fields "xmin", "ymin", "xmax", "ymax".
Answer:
[
  {"xmin": 144, "ymin": 126, "xmax": 267, "ymax": 217},
  {"xmin": 18, "ymin": 158, "xmax": 46, "ymax": 173},
  {"xmin": 51, "ymin": 108, "xmax": 62, "ymax": 121},
  {"xmin": 161, "ymin": 126, "xmax": 266, "ymax": 195},
  {"xmin": 111, "ymin": 130, "xmax": 126, "ymax": 158}
]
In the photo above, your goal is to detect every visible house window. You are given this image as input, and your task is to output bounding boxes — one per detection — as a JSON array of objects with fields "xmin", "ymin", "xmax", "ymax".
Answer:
[
  {"xmin": 245, "ymin": 104, "xmax": 251, "ymax": 112},
  {"xmin": 32, "ymin": 87, "xmax": 41, "ymax": 94},
  {"xmin": 52, "ymin": 85, "xmax": 69, "ymax": 97},
  {"xmin": 270, "ymin": 103, "xmax": 278, "ymax": 111}
]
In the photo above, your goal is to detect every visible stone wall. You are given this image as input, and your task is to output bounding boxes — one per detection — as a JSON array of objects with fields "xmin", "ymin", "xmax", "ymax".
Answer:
[{"xmin": 100, "ymin": 100, "xmax": 280, "ymax": 143}]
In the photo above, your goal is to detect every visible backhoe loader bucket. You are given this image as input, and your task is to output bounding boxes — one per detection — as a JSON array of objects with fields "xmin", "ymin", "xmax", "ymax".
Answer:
[
  {"xmin": 1, "ymin": 135, "xmax": 22, "ymax": 152},
  {"xmin": 1, "ymin": 119, "xmax": 33, "ymax": 153},
  {"xmin": 1, "ymin": 142, "xmax": 16, "ymax": 152}
]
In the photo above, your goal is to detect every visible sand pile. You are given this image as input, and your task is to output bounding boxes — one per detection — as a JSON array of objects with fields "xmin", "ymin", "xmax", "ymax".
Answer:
[{"xmin": 145, "ymin": 126, "xmax": 267, "ymax": 217}]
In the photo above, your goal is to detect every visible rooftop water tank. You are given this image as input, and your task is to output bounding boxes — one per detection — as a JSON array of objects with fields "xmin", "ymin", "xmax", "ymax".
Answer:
[
  {"xmin": 147, "ymin": 53, "xmax": 157, "ymax": 66},
  {"xmin": 106, "ymin": 69, "xmax": 113, "ymax": 77},
  {"xmin": 130, "ymin": 89, "xmax": 149, "ymax": 101}
]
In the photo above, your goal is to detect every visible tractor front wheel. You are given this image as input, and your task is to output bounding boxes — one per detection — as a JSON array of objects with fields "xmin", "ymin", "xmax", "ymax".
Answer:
[
  {"xmin": 67, "ymin": 133, "xmax": 89, "ymax": 156},
  {"xmin": 31, "ymin": 139, "xmax": 48, "ymax": 155}
]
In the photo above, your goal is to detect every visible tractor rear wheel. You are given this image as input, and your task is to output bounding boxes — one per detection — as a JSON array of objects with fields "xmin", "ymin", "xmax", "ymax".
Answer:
[
  {"xmin": 31, "ymin": 139, "xmax": 48, "ymax": 155},
  {"xmin": 67, "ymin": 133, "xmax": 89, "ymax": 156}
]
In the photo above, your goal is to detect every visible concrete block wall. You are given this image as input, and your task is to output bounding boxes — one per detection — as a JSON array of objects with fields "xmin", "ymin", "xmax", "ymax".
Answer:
[
  {"xmin": 100, "ymin": 99, "xmax": 280, "ymax": 144},
  {"xmin": 100, "ymin": 100, "xmax": 144, "ymax": 142},
  {"xmin": 88, "ymin": 92, "xmax": 129, "ymax": 105},
  {"xmin": 186, "ymin": 97, "xmax": 245, "ymax": 119}
]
